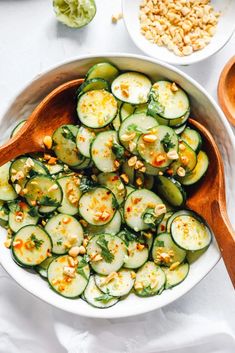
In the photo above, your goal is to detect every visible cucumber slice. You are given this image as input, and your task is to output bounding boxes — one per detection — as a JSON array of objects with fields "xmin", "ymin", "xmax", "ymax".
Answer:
[
  {"xmin": 35, "ymin": 255, "xmax": 57, "ymax": 279},
  {"xmin": 157, "ymin": 211, "xmax": 174, "ymax": 234},
  {"xmin": 45, "ymin": 163, "xmax": 64, "ymax": 175},
  {"xmin": 0, "ymin": 162, "xmax": 17, "ymax": 201},
  {"xmin": 134, "ymin": 261, "xmax": 165, "ymax": 297},
  {"xmin": 112, "ymin": 72, "xmax": 151, "ymax": 104},
  {"xmin": 156, "ymin": 175, "xmax": 186, "ymax": 207},
  {"xmin": 53, "ymin": 125, "xmax": 85, "ymax": 167},
  {"xmin": 181, "ymin": 127, "xmax": 202, "ymax": 153},
  {"xmin": 73, "ymin": 157, "xmax": 92, "ymax": 170},
  {"xmin": 171, "ymin": 141, "xmax": 197, "ymax": 175},
  {"xmin": 126, "ymin": 185, "xmax": 135, "ymax": 196},
  {"xmin": 91, "ymin": 131, "xmax": 122, "ymax": 173},
  {"xmin": 174, "ymin": 123, "xmax": 187, "ymax": 135},
  {"xmin": 152, "ymin": 233, "xmax": 186, "ymax": 266},
  {"xmin": 25, "ymin": 175, "xmax": 62, "ymax": 214},
  {"xmin": 180, "ymin": 151, "xmax": 209, "ymax": 186},
  {"xmin": 97, "ymin": 172, "xmax": 126, "ymax": 205},
  {"xmin": 77, "ymin": 90, "xmax": 118, "ymax": 128},
  {"xmin": 143, "ymin": 162, "xmax": 164, "ymax": 176},
  {"xmin": 123, "ymin": 240, "xmax": 149, "ymax": 269},
  {"xmin": 124, "ymin": 189, "xmax": 164, "ymax": 231},
  {"xmin": 12, "ymin": 225, "xmax": 52, "ymax": 267},
  {"xmin": 186, "ymin": 248, "xmax": 208, "ymax": 264},
  {"xmin": 95, "ymin": 268, "xmax": 134, "ymax": 297},
  {"xmin": 86, "ymin": 234, "xmax": 127, "ymax": 275},
  {"xmin": 148, "ymin": 81, "xmax": 189, "ymax": 120},
  {"xmin": 135, "ymin": 103, "xmax": 148, "ymax": 114},
  {"xmin": 122, "ymin": 161, "xmax": 135, "ymax": 184},
  {"xmin": 137, "ymin": 126, "xmax": 178, "ymax": 168},
  {"xmin": 57, "ymin": 175, "xmax": 82, "ymax": 215},
  {"xmin": 171, "ymin": 213, "xmax": 212, "ymax": 251},
  {"xmin": 0, "ymin": 202, "xmax": 9, "ymax": 227},
  {"xmin": 10, "ymin": 120, "xmax": 26, "ymax": 138},
  {"xmin": 166, "ymin": 209, "xmax": 193, "ymax": 233},
  {"xmin": 76, "ymin": 126, "xmax": 96, "ymax": 158},
  {"xmin": 112, "ymin": 114, "xmax": 121, "ymax": 131},
  {"xmin": 136, "ymin": 172, "xmax": 154, "ymax": 190},
  {"xmin": 10, "ymin": 157, "xmax": 48, "ymax": 191},
  {"xmin": 8, "ymin": 200, "xmax": 39, "ymax": 233},
  {"xmin": 79, "ymin": 187, "xmax": 116, "ymax": 226},
  {"xmin": 45, "ymin": 214, "xmax": 84, "ymax": 254},
  {"xmin": 48, "ymin": 255, "xmax": 90, "ymax": 298},
  {"xmin": 163, "ymin": 263, "xmax": 189, "ymax": 289},
  {"xmin": 119, "ymin": 113, "xmax": 158, "ymax": 154},
  {"xmin": 77, "ymin": 78, "xmax": 110, "ymax": 97},
  {"xmin": 86, "ymin": 62, "xmax": 119, "ymax": 83},
  {"xmin": 84, "ymin": 275, "xmax": 119, "ymax": 308},
  {"xmin": 84, "ymin": 210, "xmax": 122, "ymax": 237},
  {"xmin": 168, "ymin": 110, "xmax": 190, "ymax": 127},
  {"xmin": 119, "ymin": 102, "xmax": 135, "ymax": 121},
  {"xmin": 53, "ymin": 0, "xmax": 96, "ymax": 28}
]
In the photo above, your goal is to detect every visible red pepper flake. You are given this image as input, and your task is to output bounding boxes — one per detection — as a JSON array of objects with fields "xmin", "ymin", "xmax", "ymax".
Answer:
[{"xmin": 127, "ymin": 207, "xmax": 132, "ymax": 212}]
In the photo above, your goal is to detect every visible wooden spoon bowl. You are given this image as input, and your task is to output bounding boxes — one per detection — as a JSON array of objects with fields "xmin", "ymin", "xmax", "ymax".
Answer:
[{"xmin": 218, "ymin": 56, "xmax": 235, "ymax": 126}]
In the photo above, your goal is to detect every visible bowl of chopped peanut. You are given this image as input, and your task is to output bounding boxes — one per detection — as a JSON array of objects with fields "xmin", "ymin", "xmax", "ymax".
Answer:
[{"xmin": 122, "ymin": 0, "xmax": 235, "ymax": 65}]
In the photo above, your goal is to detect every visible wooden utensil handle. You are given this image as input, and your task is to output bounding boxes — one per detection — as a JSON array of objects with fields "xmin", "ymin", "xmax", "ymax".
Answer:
[{"xmin": 212, "ymin": 200, "xmax": 235, "ymax": 288}]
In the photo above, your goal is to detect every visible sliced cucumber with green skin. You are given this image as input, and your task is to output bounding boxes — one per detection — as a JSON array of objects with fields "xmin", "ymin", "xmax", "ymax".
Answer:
[
  {"xmin": 171, "ymin": 141, "xmax": 197, "ymax": 176},
  {"xmin": 156, "ymin": 175, "xmax": 186, "ymax": 207},
  {"xmin": 168, "ymin": 110, "xmax": 190, "ymax": 127},
  {"xmin": 0, "ymin": 202, "xmax": 9, "ymax": 227},
  {"xmin": 124, "ymin": 189, "xmax": 164, "ymax": 231},
  {"xmin": 91, "ymin": 130, "xmax": 121, "ymax": 173},
  {"xmin": 84, "ymin": 210, "xmax": 122, "ymax": 237},
  {"xmin": 166, "ymin": 209, "xmax": 193, "ymax": 233},
  {"xmin": 45, "ymin": 214, "xmax": 84, "ymax": 255},
  {"xmin": 86, "ymin": 62, "xmax": 119, "ymax": 83},
  {"xmin": 148, "ymin": 81, "xmax": 189, "ymax": 120},
  {"xmin": 186, "ymin": 248, "xmax": 208, "ymax": 264},
  {"xmin": 35, "ymin": 255, "xmax": 57, "ymax": 279},
  {"xmin": 86, "ymin": 234, "xmax": 127, "ymax": 275},
  {"xmin": 73, "ymin": 157, "xmax": 92, "ymax": 170},
  {"xmin": 123, "ymin": 240, "xmax": 149, "ymax": 269},
  {"xmin": 181, "ymin": 127, "xmax": 202, "ymax": 153},
  {"xmin": 143, "ymin": 162, "xmax": 164, "ymax": 176},
  {"xmin": 79, "ymin": 187, "xmax": 116, "ymax": 226},
  {"xmin": 157, "ymin": 211, "xmax": 174, "ymax": 234},
  {"xmin": 137, "ymin": 126, "xmax": 179, "ymax": 168},
  {"xmin": 97, "ymin": 172, "xmax": 126, "ymax": 205},
  {"xmin": 0, "ymin": 162, "xmax": 17, "ymax": 201},
  {"xmin": 126, "ymin": 185, "xmax": 135, "ymax": 196},
  {"xmin": 134, "ymin": 261, "xmax": 165, "ymax": 297},
  {"xmin": 180, "ymin": 151, "xmax": 209, "ymax": 186},
  {"xmin": 10, "ymin": 157, "xmax": 48, "ymax": 191},
  {"xmin": 53, "ymin": 125, "xmax": 85, "ymax": 167},
  {"xmin": 25, "ymin": 175, "xmax": 62, "ymax": 214},
  {"xmin": 171, "ymin": 213, "xmax": 212, "ymax": 251},
  {"xmin": 112, "ymin": 72, "xmax": 152, "ymax": 104},
  {"xmin": 57, "ymin": 175, "xmax": 82, "ymax": 215},
  {"xmin": 77, "ymin": 78, "xmax": 110, "ymax": 97},
  {"xmin": 77, "ymin": 90, "xmax": 118, "ymax": 129},
  {"xmin": 135, "ymin": 103, "xmax": 148, "ymax": 114},
  {"xmin": 174, "ymin": 123, "xmax": 187, "ymax": 135},
  {"xmin": 119, "ymin": 102, "xmax": 135, "ymax": 121},
  {"xmin": 10, "ymin": 120, "xmax": 26, "ymax": 138},
  {"xmin": 84, "ymin": 275, "xmax": 119, "ymax": 308},
  {"xmin": 45, "ymin": 163, "xmax": 64, "ymax": 175},
  {"xmin": 122, "ymin": 161, "xmax": 135, "ymax": 184},
  {"xmin": 136, "ymin": 172, "xmax": 154, "ymax": 190},
  {"xmin": 8, "ymin": 200, "xmax": 39, "ymax": 233},
  {"xmin": 48, "ymin": 255, "xmax": 90, "ymax": 298},
  {"xmin": 163, "ymin": 263, "xmax": 189, "ymax": 289},
  {"xmin": 112, "ymin": 114, "xmax": 121, "ymax": 131},
  {"xmin": 152, "ymin": 233, "xmax": 186, "ymax": 266},
  {"xmin": 95, "ymin": 268, "xmax": 134, "ymax": 297},
  {"xmin": 76, "ymin": 126, "xmax": 96, "ymax": 158},
  {"xmin": 119, "ymin": 113, "xmax": 158, "ymax": 154},
  {"xmin": 12, "ymin": 225, "xmax": 52, "ymax": 267}
]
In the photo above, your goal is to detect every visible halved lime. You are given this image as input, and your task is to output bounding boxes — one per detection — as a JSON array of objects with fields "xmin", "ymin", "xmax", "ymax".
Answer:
[{"xmin": 53, "ymin": 0, "xmax": 96, "ymax": 28}]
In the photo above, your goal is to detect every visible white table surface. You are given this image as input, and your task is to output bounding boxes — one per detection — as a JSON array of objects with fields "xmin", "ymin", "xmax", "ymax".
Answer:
[{"xmin": 0, "ymin": 1, "xmax": 234, "ymax": 353}]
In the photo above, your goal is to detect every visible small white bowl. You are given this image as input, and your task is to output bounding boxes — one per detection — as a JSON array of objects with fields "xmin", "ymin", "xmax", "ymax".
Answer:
[
  {"xmin": 0, "ymin": 54, "xmax": 235, "ymax": 319},
  {"xmin": 122, "ymin": 0, "xmax": 235, "ymax": 66}
]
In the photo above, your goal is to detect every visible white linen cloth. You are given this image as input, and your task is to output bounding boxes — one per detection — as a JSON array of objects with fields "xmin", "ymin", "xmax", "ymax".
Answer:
[{"xmin": 0, "ymin": 1, "xmax": 234, "ymax": 352}]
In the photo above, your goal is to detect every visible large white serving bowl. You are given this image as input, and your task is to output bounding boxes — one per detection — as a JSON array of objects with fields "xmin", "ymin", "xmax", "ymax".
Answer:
[
  {"xmin": 0, "ymin": 54, "xmax": 234, "ymax": 319},
  {"xmin": 122, "ymin": 0, "xmax": 235, "ymax": 65}
]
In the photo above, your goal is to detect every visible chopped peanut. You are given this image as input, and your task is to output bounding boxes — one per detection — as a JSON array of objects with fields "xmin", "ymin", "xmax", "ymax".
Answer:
[
  {"xmin": 154, "ymin": 203, "xmax": 167, "ymax": 217},
  {"xmin": 43, "ymin": 135, "xmax": 53, "ymax": 149},
  {"xmin": 177, "ymin": 166, "xmax": 186, "ymax": 177},
  {"xmin": 121, "ymin": 132, "xmax": 136, "ymax": 142},
  {"xmin": 68, "ymin": 246, "xmax": 80, "ymax": 258},
  {"xmin": 120, "ymin": 173, "xmax": 129, "ymax": 184},
  {"xmin": 142, "ymin": 134, "xmax": 157, "ymax": 143}
]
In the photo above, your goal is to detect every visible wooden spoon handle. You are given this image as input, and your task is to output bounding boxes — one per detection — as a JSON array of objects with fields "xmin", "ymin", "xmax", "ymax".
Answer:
[{"xmin": 212, "ymin": 200, "xmax": 235, "ymax": 288}]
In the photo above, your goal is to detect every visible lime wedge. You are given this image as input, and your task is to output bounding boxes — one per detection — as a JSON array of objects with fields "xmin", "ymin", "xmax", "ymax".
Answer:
[{"xmin": 53, "ymin": 0, "xmax": 96, "ymax": 28}]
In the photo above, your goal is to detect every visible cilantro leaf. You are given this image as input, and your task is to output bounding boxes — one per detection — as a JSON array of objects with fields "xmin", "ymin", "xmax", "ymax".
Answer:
[
  {"xmin": 7, "ymin": 201, "xmax": 20, "ymax": 213},
  {"xmin": 30, "ymin": 234, "xmax": 44, "ymax": 249},
  {"xmin": 96, "ymin": 235, "xmax": 114, "ymax": 263},
  {"xmin": 95, "ymin": 290, "xmax": 115, "ymax": 304},
  {"xmin": 61, "ymin": 127, "xmax": 76, "ymax": 143},
  {"xmin": 28, "ymin": 206, "xmax": 40, "ymax": 218},
  {"xmin": 141, "ymin": 285, "xmax": 153, "ymax": 296},
  {"xmin": 118, "ymin": 227, "xmax": 145, "ymax": 246},
  {"xmin": 80, "ymin": 176, "xmax": 98, "ymax": 193},
  {"xmin": 39, "ymin": 196, "xmax": 60, "ymax": 207},
  {"xmin": 161, "ymin": 133, "xmax": 175, "ymax": 152},
  {"xmin": 142, "ymin": 207, "xmax": 163, "ymax": 228},
  {"xmin": 112, "ymin": 142, "xmax": 124, "ymax": 159},
  {"xmin": 155, "ymin": 239, "xmax": 165, "ymax": 247},
  {"xmin": 76, "ymin": 256, "xmax": 89, "ymax": 280},
  {"xmin": 147, "ymin": 90, "xmax": 165, "ymax": 118}
]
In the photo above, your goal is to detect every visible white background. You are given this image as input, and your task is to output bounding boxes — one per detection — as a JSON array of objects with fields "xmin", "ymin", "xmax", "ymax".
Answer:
[{"xmin": 0, "ymin": 1, "xmax": 234, "ymax": 353}]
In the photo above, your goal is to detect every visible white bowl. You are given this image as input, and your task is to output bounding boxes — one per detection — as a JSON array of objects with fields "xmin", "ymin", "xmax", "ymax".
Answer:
[
  {"xmin": 0, "ymin": 54, "xmax": 235, "ymax": 319},
  {"xmin": 122, "ymin": 0, "xmax": 235, "ymax": 65}
]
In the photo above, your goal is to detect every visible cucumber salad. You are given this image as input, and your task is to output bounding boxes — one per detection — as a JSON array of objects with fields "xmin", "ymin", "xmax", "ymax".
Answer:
[{"xmin": 1, "ymin": 62, "xmax": 212, "ymax": 308}]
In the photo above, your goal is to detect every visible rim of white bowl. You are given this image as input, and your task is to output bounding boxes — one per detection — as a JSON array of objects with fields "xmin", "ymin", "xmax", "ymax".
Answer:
[
  {"xmin": 0, "ymin": 53, "xmax": 234, "ymax": 319},
  {"xmin": 122, "ymin": 0, "xmax": 235, "ymax": 66}
]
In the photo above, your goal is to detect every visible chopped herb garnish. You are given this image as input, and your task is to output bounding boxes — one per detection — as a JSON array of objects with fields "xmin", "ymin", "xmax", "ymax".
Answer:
[
  {"xmin": 118, "ymin": 227, "xmax": 145, "ymax": 246},
  {"xmin": 76, "ymin": 257, "xmax": 89, "ymax": 280},
  {"xmin": 161, "ymin": 133, "xmax": 175, "ymax": 152},
  {"xmin": 142, "ymin": 207, "xmax": 161, "ymax": 228},
  {"xmin": 39, "ymin": 196, "xmax": 60, "ymax": 207},
  {"xmin": 95, "ymin": 290, "xmax": 114, "ymax": 304},
  {"xmin": 112, "ymin": 142, "xmax": 124, "ymax": 159},
  {"xmin": 127, "ymin": 124, "xmax": 143, "ymax": 133},
  {"xmin": 30, "ymin": 234, "xmax": 44, "ymax": 249},
  {"xmin": 147, "ymin": 91, "xmax": 165, "ymax": 118},
  {"xmin": 80, "ymin": 176, "xmax": 98, "ymax": 193},
  {"xmin": 155, "ymin": 239, "xmax": 165, "ymax": 247},
  {"xmin": 28, "ymin": 206, "xmax": 40, "ymax": 218},
  {"xmin": 61, "ymin": 127, "xmax": 76, "ymax": 143},
  {"xmin": 56, "ymin": 240, "xmax": 63, "ymax": 246},
  {"xmin": 141, "ymin": 285, "xmax": 153, "ymax": 295},
  {"xmin": 96, "ymin": 235, "xmax": 114, "ymax": 263},
  {"xmin": 28, "ymin": 169, "xmax": 39, "ymax": 178},
  {"xmin": 8, "ymin": 201, "xmax": 20, "ymax": 213}
]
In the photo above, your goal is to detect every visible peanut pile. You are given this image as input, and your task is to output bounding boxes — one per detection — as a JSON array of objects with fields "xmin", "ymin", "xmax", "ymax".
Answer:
[{"xmin": 139, "ymin": 0, "xmax": 220, "ymax": 56}]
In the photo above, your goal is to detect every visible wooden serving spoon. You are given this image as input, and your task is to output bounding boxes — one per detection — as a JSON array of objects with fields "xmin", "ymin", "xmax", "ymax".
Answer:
[
  {"xmin": 0, "ymin": 78, "xmax": 84, "ymax": 166},
  {"xmin": 0, "ymin": 79, "xmax": 234, "ymax": 286},
  {"xmin": 187, "ymin": 118, "xmax": 235, "ymax": 287},
  {"xmin": 218, "ymin": 56, "xmax": 235, "ymax": 126}
]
